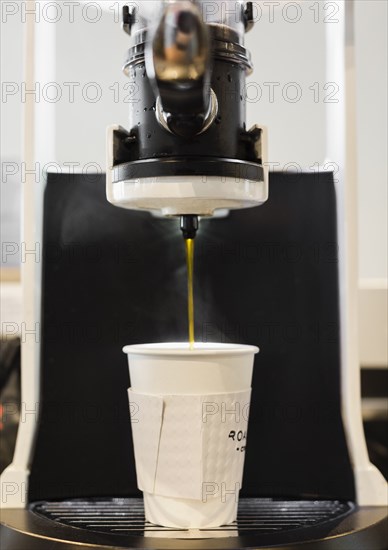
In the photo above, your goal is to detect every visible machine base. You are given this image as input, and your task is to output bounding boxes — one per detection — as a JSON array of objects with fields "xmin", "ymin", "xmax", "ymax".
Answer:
[{"xmin": 1, "ymin": 498, "xmax": 387, "ymax": 549}]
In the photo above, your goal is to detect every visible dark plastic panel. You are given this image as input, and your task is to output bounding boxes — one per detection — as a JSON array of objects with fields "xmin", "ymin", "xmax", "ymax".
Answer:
[{"xmin": 29, "ymin": 171, "xmax": 354, "ymax": 501}]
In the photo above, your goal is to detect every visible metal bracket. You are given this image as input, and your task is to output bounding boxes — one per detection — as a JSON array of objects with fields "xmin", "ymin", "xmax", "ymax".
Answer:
[
  {"xmin": 244, "ymin": 2, "xmax": 255, "ymax": 33},
  {"xmin": 122, "ymin": 5, "xmax": 135, "ymax": 36}
]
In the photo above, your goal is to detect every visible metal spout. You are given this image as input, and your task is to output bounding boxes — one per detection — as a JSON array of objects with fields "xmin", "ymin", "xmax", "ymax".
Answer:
[{"xmin": 180, "ymin": 215, "xmax": 199, "ymax": 240}]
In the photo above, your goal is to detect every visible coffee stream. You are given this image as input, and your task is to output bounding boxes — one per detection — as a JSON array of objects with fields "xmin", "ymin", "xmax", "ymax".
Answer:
[{"xmin": 185, "ymin": 238, "xmax": 195, "ymax": 349}]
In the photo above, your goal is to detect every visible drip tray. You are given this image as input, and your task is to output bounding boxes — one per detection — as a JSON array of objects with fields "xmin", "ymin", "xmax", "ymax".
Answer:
[
  {"xmin": 32, "ymin": 498, "xmax": 352, "ymax": 539},
  {"xmin": 1, "ymin": 499, "xmax": 387, "ymax": 549}
]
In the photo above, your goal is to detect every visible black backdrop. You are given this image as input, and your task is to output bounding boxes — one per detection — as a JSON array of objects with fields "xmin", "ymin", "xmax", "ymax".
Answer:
[{"xmin": 29, "ymin": 171, "xmax": 355, "ymax": 502}]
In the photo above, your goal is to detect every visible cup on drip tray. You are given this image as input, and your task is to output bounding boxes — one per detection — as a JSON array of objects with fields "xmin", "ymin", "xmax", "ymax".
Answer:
[{"xmin": 123, "ymin": 342, "xmax": 259, "ymax": 529}]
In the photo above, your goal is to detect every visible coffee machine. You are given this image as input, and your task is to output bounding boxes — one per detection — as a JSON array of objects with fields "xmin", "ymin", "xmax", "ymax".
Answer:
[
  {"xmin": 1, "ymin": 1, "xmax": 387, "ymax": 549},
  {"xmin": 106, "ymin": 0, "xmax": 268, "ymax": 232}
]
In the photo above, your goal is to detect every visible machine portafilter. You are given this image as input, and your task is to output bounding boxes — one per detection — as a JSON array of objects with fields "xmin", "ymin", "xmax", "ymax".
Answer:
[{"xmin": 106, "ymin": 0, "xmax": 268, "ymax": 239}]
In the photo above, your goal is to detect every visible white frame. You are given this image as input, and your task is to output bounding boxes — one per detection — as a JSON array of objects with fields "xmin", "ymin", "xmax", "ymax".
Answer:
[
  {"xmin": 0, "ymin": 0, "xmax": 55, "ymax": 508},
  {"xmin": 325, "ymin": 0, "xmax": 386, "ymax": 505}
]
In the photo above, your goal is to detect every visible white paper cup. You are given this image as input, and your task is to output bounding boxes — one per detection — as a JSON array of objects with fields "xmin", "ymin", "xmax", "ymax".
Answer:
[{"xmin": 123, "ymin": 342, "xmax": 259, "ymax": 529}]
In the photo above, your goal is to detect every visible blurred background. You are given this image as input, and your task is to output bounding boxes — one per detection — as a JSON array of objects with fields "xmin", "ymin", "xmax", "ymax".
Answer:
[{"xmin": 0, "ymin": 1, "xmax": 387, "ymax": 475}]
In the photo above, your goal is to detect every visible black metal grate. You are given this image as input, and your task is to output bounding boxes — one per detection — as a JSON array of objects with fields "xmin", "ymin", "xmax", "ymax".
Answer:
[{"xmin": 31, "ymin": 498, "xmax": 354, "ymax": 539}]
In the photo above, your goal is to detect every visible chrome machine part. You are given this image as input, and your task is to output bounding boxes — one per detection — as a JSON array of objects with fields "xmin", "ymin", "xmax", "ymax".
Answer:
[
  {"xmin": 155, "ymin": 88, "xmax": 219, "ymax": 135},
  {"xmin": 148, "ymin": 1, "xmax": 212, "ymax": 138}
]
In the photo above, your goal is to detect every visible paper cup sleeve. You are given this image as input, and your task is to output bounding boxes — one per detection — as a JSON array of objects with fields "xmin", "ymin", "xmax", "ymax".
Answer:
[{"xmin": 128, "ymin": 388, "xmax": 252, "ymax": 501}]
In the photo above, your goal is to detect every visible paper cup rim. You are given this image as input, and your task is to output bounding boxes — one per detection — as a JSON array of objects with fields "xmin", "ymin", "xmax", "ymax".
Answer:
[{"xmin": 122, "ymin": 342, "xmax": 259, "ymax": 356}]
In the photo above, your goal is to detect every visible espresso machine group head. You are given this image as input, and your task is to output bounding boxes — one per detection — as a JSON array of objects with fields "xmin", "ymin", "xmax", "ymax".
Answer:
[{"xmin": 106, "ymin": 0, "xmax": 268, "ymax": 239}]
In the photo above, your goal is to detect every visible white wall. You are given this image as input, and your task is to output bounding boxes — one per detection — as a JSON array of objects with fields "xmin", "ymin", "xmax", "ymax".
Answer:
[
  {"xmin": 1, "ymin": 8, "xmax": 23, "ymax": 264},
  {"xmin": 1, "ymin": 0, "xmax": 387, "ymax": 278},
  {"xmin": 355, "ymin": 0, "xmax": 387, "ymax": 279},
  {"xmin": 55, "ymin": 6, "xmax": 128, "ymax": 165},
  {"xmin": 245, "ymin": 3, "xmax": 326, "ymax": 168}
]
